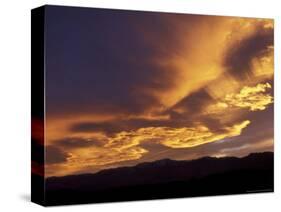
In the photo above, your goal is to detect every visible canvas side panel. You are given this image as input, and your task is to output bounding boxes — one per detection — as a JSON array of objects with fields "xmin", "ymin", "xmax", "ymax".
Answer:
[{"xmin": 31, "ymin": 6, "xmax": 46, "ymax": 206}]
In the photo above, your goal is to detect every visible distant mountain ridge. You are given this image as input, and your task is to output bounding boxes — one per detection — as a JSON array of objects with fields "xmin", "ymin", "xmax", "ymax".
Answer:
[
  {"xmin": 48, "ymin": 152, "xmax": 272, "ymax": 179},
  {"xmin": 45, "ymin": 152, "xmax": 273, "ymax": 206}
]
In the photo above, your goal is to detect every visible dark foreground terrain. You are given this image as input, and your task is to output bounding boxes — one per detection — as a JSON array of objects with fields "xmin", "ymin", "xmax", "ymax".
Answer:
[{"xmin": 43, "ymin": 152, "xmax": 273, "ymax": 206}]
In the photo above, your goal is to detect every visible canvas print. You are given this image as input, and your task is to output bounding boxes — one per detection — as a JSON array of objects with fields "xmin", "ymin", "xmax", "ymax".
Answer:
[{"xmin": 31, "ymin": 5, "xmax": 274, "ymax": 206}]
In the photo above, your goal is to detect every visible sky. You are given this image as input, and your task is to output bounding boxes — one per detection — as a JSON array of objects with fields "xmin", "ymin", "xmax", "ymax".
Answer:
[{"xmin": 44, "ymin": 6, "xmax": 274, "ymax": 177}]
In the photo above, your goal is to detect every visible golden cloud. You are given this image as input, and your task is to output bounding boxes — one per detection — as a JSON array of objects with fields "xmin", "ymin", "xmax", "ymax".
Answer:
[
  {"xmin": 152, "ymin": 18, "xmax": 273, "ymax": 112},
  {"xmin": 45, "ymin": 144, "xmax": 148, "ymax": 177},
  {"xmin": 45, "ymin": 119, "xmax": 251, "ymax": 176},
  {"xmin": 206, "ymin": 83, "xmax": 273, "ymax": 114},
  {"xmin": 224, "ymin": 83, "xmax": 273, "ymax": 111},
  {"xmin": 159, "ymin": 120, "xmax": 250, "ymax": 148},
  {"xmin": 106, "ymin": 120, "xmax": 250, "ymax": 149}
]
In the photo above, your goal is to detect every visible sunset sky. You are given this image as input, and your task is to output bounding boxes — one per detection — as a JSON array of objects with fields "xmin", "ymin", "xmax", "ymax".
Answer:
[{"xmin": 44, "ymin": 6, "xmax": 274, "ymax": 177}]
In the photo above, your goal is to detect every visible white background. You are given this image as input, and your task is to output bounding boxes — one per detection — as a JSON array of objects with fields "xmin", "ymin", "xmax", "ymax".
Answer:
[{"xmin": 0, "ymin": 0, "xmax": 280, "ymax": 211}]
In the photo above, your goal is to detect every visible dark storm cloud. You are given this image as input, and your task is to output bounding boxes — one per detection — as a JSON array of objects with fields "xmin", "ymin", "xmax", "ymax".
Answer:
[
  {"xmin": 224, "ymin": 23, "xmax": 273, "ymax": 79},
  {"xmin": 69, "ymin": 88, "xmax": 214, "ymax": 135},
  {"xmin": 168, "ymin": 88, "xmax": 215, "ymax": 120},
  {"xmin": 174, "ymin": 89, "xmax": 213, "ymax": 111},
  {"xmin": 45, "ymin": 145, "xmax": 69, "ymax": 164},
  {"xmin": 70, "ymin": 118, "xmax": 171, "ymax": 135},
  {"xmin": 57, "ymin": 137, "xmax": 103, "ymax": 148},
  {"xmin": 69, "ymin": 88, "xmax": 217, "ymax": 135},
  {"xmin": 165, "ymin": 88, "xmax": 227, "ymax": 132},
  {"xmin": 69, "ymin": 87, "xmax": 230, "ymax": 135},
  {"xmin": 45, "ymin": 6, "xmax": 196, "ymax": 116}
]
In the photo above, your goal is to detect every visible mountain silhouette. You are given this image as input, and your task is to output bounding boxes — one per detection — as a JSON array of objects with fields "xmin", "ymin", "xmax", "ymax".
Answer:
[{"xmin": 44, "ymin": 152, "xmax": 273, "ymax": 206}]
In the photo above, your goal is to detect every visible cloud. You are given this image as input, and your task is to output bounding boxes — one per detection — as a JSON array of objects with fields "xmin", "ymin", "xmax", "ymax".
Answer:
[
  {"xmin": 223, "ymin": 19, "xmax": 273, "ymax": 80},
  {"xmin": 45, "ymin": 9, "xmax": 191, "ymax": 117},
  {"xmin": 57, "ymin": 137, "xmax": 104, "ymax": 148},
  {"xmin": 159, "ymin": 120, "xmax": 250, "ymax": 148},
  {"xmin": 104, "ymin": 120, "xmax": 250, "ymax": 149},
  {"xmin": 205, "ymin": 19, "xmax": 273, "ymax": 103},
  {"xmin": 69, "ymin": 146, "xmax": 148, "ymax": 167},
  {"xmin": 45, "ymin": 143, "xmax": 148, "ymax": 176},
  {"xmin": 169, "ymin": 88, "xmax": 214, "ymax": 116},
  {"xmin": 70, "ymin": 117, "xmax": 170, "ymax": 135},
  {"xmin": 207, "ymin": 83, "xmax": 273, "ymax": 114},
  {"xmin": 45, "ymin": 118, "xmax": 251, "ymax": 176},
  {"xmin": 224, "ymin": 83, "xmax": 273, "ymax": 111},
  {"xmin": 45, "ymin": 146, "xmax": 70, "ymax": 164},
  {"xmin": 45, "ymin": 10, "xmax": 248, "ymax": 118}
]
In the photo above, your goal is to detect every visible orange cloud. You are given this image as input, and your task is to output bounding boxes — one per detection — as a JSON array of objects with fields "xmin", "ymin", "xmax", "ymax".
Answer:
[
  {"xmin": 151, "ymin": 18, "xmax": 273, "ymax": 112},
  {"xmin": 158, "ymin": 120, "xmax": 250, "ymax": 148},
  {"xmin": 45, "ymin": 145, "xmax": 148, "ymax": 177},
  {"xmin": 206, "ymin": 83, "xmax": 273, "ymax": 115},
  {"xmin": 45, "ymin": 119, "xmax": 251, "ymax": 176},
  {"xmin": 224, "ymin": 83, "xmax": 273, "ymax": 111}
]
